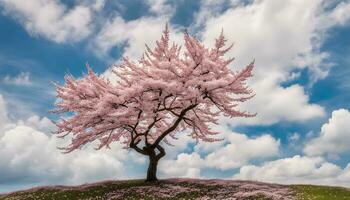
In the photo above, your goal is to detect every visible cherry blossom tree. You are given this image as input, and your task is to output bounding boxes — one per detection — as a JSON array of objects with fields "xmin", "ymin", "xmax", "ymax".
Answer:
[{"xmin": 52, "ymin": 25, "xmax": 256, "ymax": 182}]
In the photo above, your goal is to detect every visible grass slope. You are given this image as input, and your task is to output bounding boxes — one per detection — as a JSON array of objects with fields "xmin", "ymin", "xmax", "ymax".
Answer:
[
  {"xmin": 292, "ymin": 185, "xmax": 350, "ymax": 200},
  {"xmin": 0, "ymin": 179, "xmax": 349, "ymax": 200}
]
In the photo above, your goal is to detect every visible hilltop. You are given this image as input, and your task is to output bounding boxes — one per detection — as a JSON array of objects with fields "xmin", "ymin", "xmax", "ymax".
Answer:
[{"xmin": 1, "ymin": 179, "xmax": 350, "ymax": 200}]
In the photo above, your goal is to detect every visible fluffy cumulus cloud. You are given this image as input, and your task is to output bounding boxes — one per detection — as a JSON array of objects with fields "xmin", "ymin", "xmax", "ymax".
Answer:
[
  {"xmin": 159, "ymin": 153, "xmax": 203, "ymax": 178},
  {"xmin": 93, "ymin": 16, "xmax": 183, "ymax": 60},
  {"xmin": 204, "ymin": 132, "xmax": 279, "ymax": 170},
  {"xmin": 145, "ymin": 0, "xmax": 173, "ymax": 16},
  {"xmin": 159, "ymin": 126, "xmax": 280, "ymax": 177},
  {"xmin": 234, "ymin": 155, "xmax": 350, "ymax": 187},
  {"xmin": 229, "ymin": 82, "xmax": 325, "ymax": 125},
  {"xmin": 0, "ymin": 0, "xmax": 93, "ymax": 43},
  {"xmin": 233, "ymin": 109, "xmax": 350, "ymax": 187},
  {"xmin": 0, "ymin": 94, "xmax": 142, "ymax": 188},
  {"xmin": 195, "ymin": 0, "xmax": 350, "ymax": 126},
  {"xmin": 0, "ymin": 125, "xmax": 127, "ymax": 184},
  {"xmin": 199, "ymin": 0, "xmax": 350, "ymax": 79},
  {"xmin": 304, "ymin": 109, "xmax": 350, "ymax": 157},
  {"xmin": 158, "ymin": 109, "xmax": 350, "ymax": 186}
]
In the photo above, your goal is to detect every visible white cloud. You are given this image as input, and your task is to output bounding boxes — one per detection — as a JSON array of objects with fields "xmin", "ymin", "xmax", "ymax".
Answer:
[
  {"xmin": 232, "ymin": 112, "xmax": 350, "ymax": 187},
  {"xmin": 93, "ymin": 0, "xmax": 106, "ymax": 11},
  {"xmin": 160, "ymin": 125, "xmax": 280, "ymax": 176},
  {"xmin": 159, "ymin": 153, "xmax": 203, "ymax": 178},
  {"xmin": 0, "ymin": 95, "xmax": 9, "ymax": 131},
  {"xmin": 234, "ymin": 155, "xmax": 350, "ymax": 187},
  {"xmin": 192, "ymin": 0, "xmax": 228, "ymax": 28},
  {"xmin": 0, "ymin": 95, "xmax": 142, "ymax": 187},
  {"xmin": 327, "ymin": 1, "xmax": 350, "ymax": 26},
  {"xmin": 193, "ymin": 0, "xmax": 350, "ymax": 126},
  {"xmin": 22, "ymin": 115, "xmax": 55, "ymax": 134},
  {"xmin": 339, "ymin": 164, "xmax": 350, "ymax": 185},
  {"xmin": 2, "ymin": 72, "xmax": 32, "ymax": 86},
  {"xmin": 204, "ymin": 129, "xmax": 280, "ymax": 170},
  {"xmin": 163, "ymin": 133, "xmax": 195, "ymax": 159},
  {"xmin": 200, "ymin": 0, "xmax": 323, "ymax": 75},
  {"xmin": 0, "ymin": 0, "xmax": 93, "ymax": 43},
  {"xmin": 229, "ymin": 83, "xmax": 325, "ymax": 126},
  {"xmin": 304, "ymin": 109, "xmax": 350, "ymax": 157},
  {"xmin": 0, "ymin": 125, "xmax": 127, "ymax": 184},
  {"xmin": 93, "ymin": 16, "xmax": 183, "ymax": 60},
  {"xmin": 145, "ymin": 0, "xmax": 173, "ymax": 16}
]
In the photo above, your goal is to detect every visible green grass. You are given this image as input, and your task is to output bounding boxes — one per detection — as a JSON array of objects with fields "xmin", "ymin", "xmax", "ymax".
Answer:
[{"xmin": 292, "ymin": 185, "xmax": 350, "ymax": 200}]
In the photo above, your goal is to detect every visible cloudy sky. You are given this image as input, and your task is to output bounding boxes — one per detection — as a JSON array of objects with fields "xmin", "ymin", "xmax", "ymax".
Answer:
[{"xmin": 1, "ymin": 0, "xmax": 350, "ymax": 193}]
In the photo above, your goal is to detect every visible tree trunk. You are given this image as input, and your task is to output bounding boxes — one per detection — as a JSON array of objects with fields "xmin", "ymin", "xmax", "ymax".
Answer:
[
  {"xmin": 146, "ymin": 154, "xmax": 158, "ymax": 182},
  {"xmin": 130, "ymin": 144, "xmax": 165, "ymax": 182}
]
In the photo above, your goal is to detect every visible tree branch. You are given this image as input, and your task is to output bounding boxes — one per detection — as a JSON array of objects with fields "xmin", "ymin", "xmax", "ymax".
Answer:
[
  {"xmin": 130, "ymin": 142, "xmax": 148, "ymax": 155},
  {"xmin": 129, "ymin": 133, "xmax": 149, "ymax": 155},
  {"xmin": 152, "ymin": 103, "xmax": 198, "ymax": 147},
  {"xmin": 155, "ymin": 144, "xmax": 165, "ymax": 160}
]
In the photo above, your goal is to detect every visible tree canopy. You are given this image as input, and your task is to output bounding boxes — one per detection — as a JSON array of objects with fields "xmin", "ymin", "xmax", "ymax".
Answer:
[{"xmin": 53, "ymin": 25, "xmax": 255, "ymax": 181}]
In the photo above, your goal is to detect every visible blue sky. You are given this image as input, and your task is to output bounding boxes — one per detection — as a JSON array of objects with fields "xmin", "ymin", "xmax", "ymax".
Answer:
[{"xmin": 1, "ymin": 0, "xmax": 350, "ymax": 193}]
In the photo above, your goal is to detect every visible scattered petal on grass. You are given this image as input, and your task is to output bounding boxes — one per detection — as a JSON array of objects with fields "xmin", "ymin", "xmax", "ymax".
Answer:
[{"xmin": 0, "ymin": 179, "xmax": 298, "ymax": 200}]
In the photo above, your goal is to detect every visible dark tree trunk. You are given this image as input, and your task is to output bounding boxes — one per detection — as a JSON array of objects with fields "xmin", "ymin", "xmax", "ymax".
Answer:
[
  {"xmin": 130, "ymin": 143, "xmax": 166, "ymax": 182},
  {"xmin": 145, "ymin": 145, "xmax": 166, "ymax": 182},
  {"xmin": 146, "ymin": 154, "xmax": 158, "ymax": 182}
]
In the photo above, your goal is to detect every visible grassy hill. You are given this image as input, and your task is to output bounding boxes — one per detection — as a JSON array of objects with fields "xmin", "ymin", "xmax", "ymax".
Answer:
[{"xmin": 0, "ymin": 179, "xmax": 349, "ymax": 200}]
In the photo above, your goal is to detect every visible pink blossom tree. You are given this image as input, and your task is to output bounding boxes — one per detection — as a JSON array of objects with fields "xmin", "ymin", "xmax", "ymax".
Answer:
[{"xmin": 53, "ymin": 25, "xmax": 255, "ymax": 182}]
